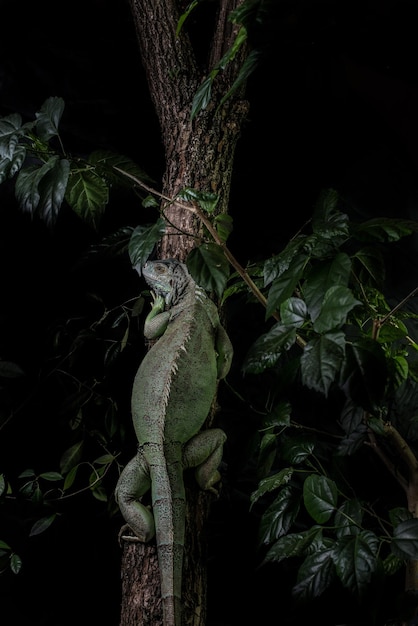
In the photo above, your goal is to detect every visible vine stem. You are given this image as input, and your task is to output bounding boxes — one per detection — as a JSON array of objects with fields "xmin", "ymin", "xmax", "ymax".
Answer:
[{"xmin": 113, "ymin": 166, "xmax": 307, "ymax": 348}]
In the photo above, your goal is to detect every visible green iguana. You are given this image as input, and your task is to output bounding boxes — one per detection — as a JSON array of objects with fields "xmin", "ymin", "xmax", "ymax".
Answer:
[{"xmin": 115, "ymin": 258, "xmax": 233, "ymax": 626}]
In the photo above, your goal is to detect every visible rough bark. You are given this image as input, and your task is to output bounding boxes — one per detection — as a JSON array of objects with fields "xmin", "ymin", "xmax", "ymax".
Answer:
[{"xmin": 120, "ymin": 1, "xmax": 248, "ymax": 625}]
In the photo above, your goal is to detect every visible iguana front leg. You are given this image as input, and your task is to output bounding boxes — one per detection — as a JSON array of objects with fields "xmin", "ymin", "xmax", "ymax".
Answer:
[
  {"xmin": 144, "ymin": 294, "xmax": 170, "ymax": 340},
  {"xmin": 183, "ymin": 428, "xmax": 227, "ymax": 494}
]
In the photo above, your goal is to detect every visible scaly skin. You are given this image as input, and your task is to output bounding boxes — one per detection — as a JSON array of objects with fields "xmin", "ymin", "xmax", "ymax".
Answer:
[{"xmin": 115, "ymin": 259, "xmax": 233, "ymax": 626}]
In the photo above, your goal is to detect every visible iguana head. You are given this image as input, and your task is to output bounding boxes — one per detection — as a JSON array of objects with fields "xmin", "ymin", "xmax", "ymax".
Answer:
[{"xmin": 141, "ymin": 259, "xmax": 192, "ymax": 307}]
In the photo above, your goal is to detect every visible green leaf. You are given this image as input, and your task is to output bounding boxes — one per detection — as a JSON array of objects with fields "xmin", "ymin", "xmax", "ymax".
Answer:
[
  {"xmin": 242, "ymin": 323, "xmax": 297, "ymax": 375},
  {"xmin": 39, "ymin": 472, "xmax": 63, "ymax": 482},
  {"xmin": 16, "ymin": 155, "xmax": 59, "ymax": 215},
  {"xmin": 333, "ymin": 531, "xmax": 379, "ymax": 594},
  {"xmin": 264, "ymin": 526, "xmax": 324, "ymax": 564},
  {"xmin": 214, "ymin": 213, "xmax": 233, "ymax": 243},
  {"xmin": 263, "ymin": 400, "xmax": 292, "ymax": 429},
  {"xmin": 35, "ymin": 97, "xmax": 65, "ymax": 141},
  {"xmin": 300, "ymin": 332, "xmax": 346, "ymax": 396},
  {"xmin": 29, "ymin": 514, "xmax": 57, "ymax": 537},
  {"xmin": 292, "ymin": 545, "xmax": 337, "ymax": 601},
  {"xmin": 63, "ymin": 464, "xmax": 79, "ymax": 491},
  {"xmin": 313, "ymin": 285, "xmax": 361, "ymax": 333},
  {"xmin": 0, "ymin": 474, "xmax": 5, "ymax": 497},
  {"xmin": 0, "ymin": 144, "xmax": 26, "ymax": 183},
  {"xmin": 60, "ymin": 441, "xmax": 84, "ymax": 473},
  {"xmin": 89, "ymin": 150, "xmax": 154, "ymax": 187},
  {"xmin": 352, "ymin": 217, "xmax": 418, "ymax": 243},
  {"xmin": 10, "ymin": 553, "xmax": 22, "ymax": 574},
  {"xmin": 259, "ymin": 486, "xmax": 300, "ymax": 545},
  {"xmin": 266, "ymin": 254, "xmax": 308, "ymax": 319},
  {"xmin": 93, "ymin": 454, "xmax": 115, "ymax": 465},
  {"xmin": 0, "ymin": 113, "xmax": 23, "ymax": 158},
  {"xmin": 281, "ymin": 435, "xmax": 315, "ymax": 464},
  {"xmin": 176, "ymin": 187, "xmax": 218, "ymax": 213},
  {"xmin": 264, "ymin": 237, "xmax": 306, "ymax": 286},
  {"xmin": 187, "ymin": 243, "xmax": 229, "ymax": 299},
  {"xmin": 250, "ymin": 468, "xmax": 294, "ymax": 508},
  {"xmin": 312, "ymin": 187, "xmax": 339, "ymax": 222},
  {"xmin": 303, "ymin": 474, "xmax": 338, "ymax": 523},
  {"xmin": 0, "ymin": 540, "xmax": 11, "ymax": 550},
  {"xmin": 391, "ymin": 518, "xmax": 418, "ymax": 559},
  {"xmin": 128, "ymin": 218, "xmax": 166, "ymax": 268},
  {"xmin": 191, "ymin": 75, "xmax": 216, "ymax": 120},
  {"xmin": 303, "ymin": 253, "xmax": 352, "ymax": 322},
  {"xmin": 176, "ymin": 0, "xmax": 199, "ymax": 35},
  {"xmin": 353, "ymin": 247, "xmax": 385, "ymax": 286},
  {"xmin": 334, "ymin": 499, "xmax": 363, "ymax": 538},
  {"xmin": 280, "ymin": 297, "xmax": 308, "ymax": 328},
  {"xmin": 65, "ymin": 167, "xmax": 108, "ymax": 228},
  {"xmin": 38, "ymin": 158, "xmax": 70, "ymax": 226}
]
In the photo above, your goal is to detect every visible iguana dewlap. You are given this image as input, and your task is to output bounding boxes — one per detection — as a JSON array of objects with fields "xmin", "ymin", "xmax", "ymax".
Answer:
[{"xmin": 115, "ymin": 259, "xmax": 233, "ymax": 626}]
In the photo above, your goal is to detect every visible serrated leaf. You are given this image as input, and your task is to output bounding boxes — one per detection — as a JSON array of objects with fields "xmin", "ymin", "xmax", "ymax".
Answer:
[
  {"xmin": 89, "ymin": 150, "xmax": 154, "ymax": 187},
  {"xmin": 292, "ymin": 545, "xmax": 337, "ymax": 600},
  {"xmin": 65, "ymin": 168, "xmax": 108, "ymax": 228},
  {"xmin": 353, "ymin": 217, "xmax": 418, "ymax": 243},
  {"xmin": 353, "ymin": 247, "xmax": 385, "ymax": 286},
  {"xmin": 0, "ymin": 144, "xmax": 26, "ymax": 183},
  {"xmin": 280, "ymin": 297, "xmax": 308, "ymax": 327},
  {"xmin": 242, "ymin": 323, "xmax": 297, "ymax": 375},
  {"xmin": 259, "ymin": 486, "xmax": 300, "ymax": 545},
  {"xmin": 35, "ymin": 97, "xmax": 65, "ymax": 141},
  {"xmin": 15, "ymin": 157, "xmax": 56, "ymax": 212},
  {"xmin": 300, "ymin": 332, "xmax": 345, "ymax": 396},
  {"xmin": 39, "ymin": 157, "xmax": 70, "ymax": 224},
  {"xmin": 333, "ymin": 530, "xmax": 379, "ymax": 594},
  {"xmin": 250, "ymin": 468, "xmax": 294, "ymax": 508},
  {"xmin": 266, "ymin": 254, "xmax": 307, "ymax": 319},
  {"xmin": 313, "ymin": 285, "xmax": 361, "ymax": 333},
  {"xmin": 264, "ymin": 526, "xmax": 324, "ymax": 564},
  {"xmin": 334, "ymin": 499, "xmax": 363, "ymax": 538},
  {"xmin": 187, "ymin": 243, "xmax": 229, "ymax": 299},
  {"xmin": 128, "ymin": 219, "xmax": 166, "ymax": 268},
  {"xmin": 176, "ymin": 187, "xmax": 218, "ymax": 213},
  {"xmin": 214, "ymin": 213, "xmax": 233, "ymax": 243},
  {"xmin": 281, "ymin": 435, "xmax": 315, "ymax": 464},
  {"xmin": 0, "ymin": 113, "xmax": 24, "ymax": 158},
  {"xmin": 303, "ymin": 474, "xmax": 338, "ymax": 523},
  {"xmin": 29, "ymin": 514, "xmax": 57, "ymax": 536},
  {"xmin": 391, "ymin": 518, "xmax": 418, "ymax": 559},
  {"xmin": 304, "ymin": 253, "xmax": 352, "ymax": 322}
]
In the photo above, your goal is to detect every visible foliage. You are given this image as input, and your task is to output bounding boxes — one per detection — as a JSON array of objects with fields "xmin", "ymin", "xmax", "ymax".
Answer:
[
  {"xmin": 2, "ymin": 94, "xmax": 418, "ymax": 623},
  {"xmin": 241, "ymin": 189, "xmax": 418, "ymax": 608}
]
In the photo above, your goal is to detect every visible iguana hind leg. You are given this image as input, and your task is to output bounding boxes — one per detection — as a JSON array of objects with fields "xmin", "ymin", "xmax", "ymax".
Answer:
[
  {"xmin": 115, "ymin": 450, "xmax": 155, "ymax": 542},
  {"xmin": 183, "ymin": 428, "xmax": 226, "ymax": 494}
]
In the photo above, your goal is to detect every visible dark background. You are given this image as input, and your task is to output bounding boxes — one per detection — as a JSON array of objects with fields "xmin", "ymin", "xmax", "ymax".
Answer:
[{"xmin": 1, "ymin": 1, "xmax": 418, "ymax": 624}]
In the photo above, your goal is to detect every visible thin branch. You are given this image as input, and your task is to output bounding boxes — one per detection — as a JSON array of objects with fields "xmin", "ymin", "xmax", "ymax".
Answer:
[{"xmin": 113, "ymin": 166, "xmax": 307, "ymax": 348}]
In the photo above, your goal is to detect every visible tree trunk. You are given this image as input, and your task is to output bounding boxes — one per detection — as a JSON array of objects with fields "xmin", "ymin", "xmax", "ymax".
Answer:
[{"xmin": 119, "ymin": 1, "xmax": 248, "ymax": 624}]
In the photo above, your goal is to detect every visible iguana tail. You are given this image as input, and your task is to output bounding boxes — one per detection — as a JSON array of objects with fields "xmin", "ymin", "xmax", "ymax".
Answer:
[{"xmin": 150, "ymin": 443, "xmax": 185, "ymax": 626}]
